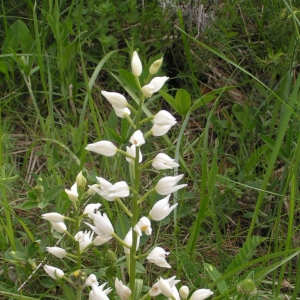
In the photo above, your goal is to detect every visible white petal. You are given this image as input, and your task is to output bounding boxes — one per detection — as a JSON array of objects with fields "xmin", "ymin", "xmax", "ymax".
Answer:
[
  {"xmin": 151, "ymin": 124, "xmax": 172, "ymax": 136},
  {"xmin": 44, "ymin": 265, "xmax": 64, "ymax": 280},
  {"xmin": 51, "ymin": 221, "xmax": 67, "ymax": 233},
  {"xmin": 142, "ymin": 76, "xmax": 168, "ymax": 97},
  {"xmin": 83, "ymin": 203, "xmax": 102, "ymax": 215},
  {"xmin": 113, "ymin": 106, "xmax": 131, "ymax": 118},
  {"xmin": 155, "ymin": 175, "xmax": 187, "ymax": 195},
  {"xmin": 152, "ymin": 153, "xmax": 179, "ymax": 170},
  {"xmin": 149, "ymin": 194, "xmax": 178, "ymax": 221},
  {"xmin": 131, "ymin": 51, "xmax": 142, "ymax": 77},
  {"xmin": 129, "ymin": 130, "xmax": 145, "ymax": 146},
  {"xmin": 126, "ymin": 145, "xmax": 142, "ymax": 163},
  {"xmin": 85, "ymin": 141, "xmax": 117, "ymax": 157},
  {"xmin": 101, "ymin": 91, "xmax": 128, "ymax": 109},
  {"xmin": 92, "ymin": 213, "xmax": 114, "ymax": 236},
  {"xmin": 41, "ymin": 212, "xmax": 64, "ymax": 223},
  {"xmin": 46, "ymin": 247, "xmax": 67, "ymax": 258},
  {"xmin": 154, "ymin": 110, "xmax": 176, "ymax": 126},
  {"xmin": 190, "ymin": 289, "xmax": 214, "ymax": 300}
]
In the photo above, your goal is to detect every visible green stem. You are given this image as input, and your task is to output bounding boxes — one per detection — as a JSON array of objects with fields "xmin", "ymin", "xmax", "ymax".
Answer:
[
  {"xmin": 140, "ymin": 292, "xmax": 150, "ymax": 300},
  {"xmin": 139, "ymin": 160, "xmax": 154, "ymax": 171},
  {"xmin": 117, "ymin": 149, "xmax": 135, "ymax": 160},
  {"xmin": 112, "ymin": 233, "xmax": 131, "ymax": 249},
  {"xmin": 116, "ymin": 198, "xmax": 133, "ymax": 218},
  {"xmin": 143, "ymin": 130, "xmax": 152, "ymax": 140},
  {"xmin": 127, "ymin": 104, "xmax": 138, "ymax": 115},
  {"xmin": 129, "ymin": 93, "xmax": 144, "ymax": 299},
  {"xmin": 134, "ymin": 76, "xmax": 142, "ymax": 91},
  {"xmin": 140, "ymin": 116, "xmax": 154, "ymax": 125},
  {"xmin": 125, "ymin": 114, "xmax": 137, "ymax": 129},
  {"xmin": 137, "ymin": 188, "xmax": 155, "ymax": 204}
]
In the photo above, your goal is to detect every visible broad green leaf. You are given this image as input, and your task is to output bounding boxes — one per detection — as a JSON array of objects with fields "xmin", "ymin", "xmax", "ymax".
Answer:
[
  {"xmin": 27, "ymin": 242, "xmax": 40, "ymax": 258},
  {"xmin": 115, "ymin": 212, "xmax": 130, "ymax": 239},
  {"xmin": 60, "ymin": 41, "xmax": 77, "ymax": 72},
  {"xmin": 204, "ymin": 263, "xmax": 228, "ymax": 294},
  {"xmin": 5, "ymin": 250, "xmax": 28, "ymax": 261},
  {"xmin": 175, "ymin": 89, "xmax": 191, "ymax": 116},
  {"xmin": 159, "ymin": 91, "xmax": 177, "ymax": 111},
  {"xmin": 119, "ymin": 69, "xmax": 140, "ymax": 94},
  {"xmin": 43, "ymin": 185, "xmax": 63, "ymax": 202},
  {"xmin": 2, "ymin": 19, "xmax": 33, "ymax": 53},
  {"xmin": 108, "ymin": 128, "xmax": 122, "ymax": 143}
]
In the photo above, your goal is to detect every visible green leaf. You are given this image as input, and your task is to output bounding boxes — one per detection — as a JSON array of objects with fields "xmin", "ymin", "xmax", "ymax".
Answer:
[
  {"xmin": 22, "ymin": 201, "xmax": 37, "ymax": 210},
  {"xmin": 119, "ymin": 69, "xmax": 140, "ymax": 94},
  {"xmin": 178, "ymin": 251, "xmax": 202, "ymax": 286},
  {"xmin": 108, "ymin": 128, "xmax": 122, "ymax": 143},
  {"xmin": 60, "ymin": 41, "xmax": 77, "ymax": 72},
  {"xmin": 43, "ymin": 185, "xmax": 63, "ymax": 202},
  {"xmin": 115, "ymin": 213, "xmax": 130, "ymax": 239},
  {"xmin": 0, "ymin": 60, "xmax": 8, "ymax": 77},
  {"xmin": 259, "ymin": 134, "xmax": 289, "ymax": 158},
  {"xmin": 224, "ymin": 236, "xmax": 265, "ymax": 276},
  {"xmin": 2, "ymin": 19, "xmax": 33, "ymax": 53},
  {"xmin": 204, "ymin": 263, "xmax": 228, "ymax": 294},
  {"xmin": 191, "ymin": 86, "xmax": 236, "ymax": 112},
  {"xmin": 5, "ymin": 250, "xmax": 28, "ymax": 261},
  {"xmin": 27, "ymin": 242, "xmax": 40, "ymax": 258},
  {"xmin": 175, "ymin": 89, "xmax": 191, "ymax": 116},
  {"xmin": 134, "ymin": 279, "xmax": 144, "ymax": 300},
  {"xmin": 159, "ymin": 91, "xmax": 177, "ymax": 111}
]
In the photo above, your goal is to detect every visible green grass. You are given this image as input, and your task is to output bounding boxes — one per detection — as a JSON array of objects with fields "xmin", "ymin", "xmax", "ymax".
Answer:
[{"xmin": 1, "ymin": 0, "xmax": 300, "ymax": 299}]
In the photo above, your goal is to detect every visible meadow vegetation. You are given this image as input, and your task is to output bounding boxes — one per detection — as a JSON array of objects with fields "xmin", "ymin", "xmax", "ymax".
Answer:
[{"xmin": 1, "ymin": 0, "xmax": 300, "ymax": 299}]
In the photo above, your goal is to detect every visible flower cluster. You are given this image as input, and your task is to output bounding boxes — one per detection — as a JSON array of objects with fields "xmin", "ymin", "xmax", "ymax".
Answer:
[{"xmin": 40, "ymin": 51, "xmax": 213, "ymax": 300}]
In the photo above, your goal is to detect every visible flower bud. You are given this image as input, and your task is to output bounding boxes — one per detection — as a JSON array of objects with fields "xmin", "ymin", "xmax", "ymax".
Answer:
[
  {"xmin": 113, "ymin": 106, "xmax": 131, "ymax": 118},
  {"xmin": 44, "ymin": 265, "xmax": 64, "ymax": 280},
  {"xmin": 179, "ymin": 286, "xmax": 189, "ymax": 299},
  {"xmin": 87, "ymin": 184, "xmax": 100, "ymax": 195},
  {"xmin": 105, "ymin": 249, "xmax": 118, "ymax": 265},
  {"xmin": 65, "ymin": 183, "xmax": 78, "ymax": 203},
  {"xmin": 76, "ymin": 171, "xmax": 87, "ymax": 188},
  {"xmin": 126, "ymin": 145, "xmax": 142, "ymax": 163},
  {"xmin": 115, "ymin": 278, "xmax": 132, "ymax": 300},
  {"xmin": 154, "ymin": 110, "xmax": 176, "ymax": 126},
  {"xmin": 237, "ymin": 278, "xmax": 257, "ymax": 296},
  {"xmin": 141, "ymin": 76, "xmax": 169, "ymax": 98},
  {"xmin": 51, "ymin": 221, "xmax": 67, "ymax": 233},
  {"xmin": 41, "ymin": 212, "xmax": 64, "ymax": 223},
  {"xmin": 101, "ymin": 91, "xmax": 128, "ymax": 109},
  {"xmin": 155, "ymin": 174, "xmax": 187, "ymax": 195},
  {"xmin": 129, "ymin": 130, "xmax": 145, "ymax": 146},
  {"xmin": 149, "ymin": 194, "xmax": 178, "ymax": 221},
  {"xmin": 83, "ymin": 203, "xmax": 101, "ymax": 215},
  {"xmin": 135, "ymin": 216, "xmax": 152, "ymax": 235},
  {"xmin": 158, "ymin": 278, "xmax": 174, "ymax": 297},
  {"xmin": 152, "ymin": 153, "xmax": 179, "ymax": 170},
  {"xmin": 85, "ymin": 140, "xmax": 117, "ymax": 157},
  {"xmin": 131, "ymin": 51, "xmax": 142, "ymax": 77},
  {"xmin": 149, "ymin": 57, "xmax": 163, "ymax": 75},
  {"xmin": 147, "ymin": 247, "xmax": 171, "ymax": 268},
  {"xmin": 46, "ymin": 246, "xmax": 67, "ymax": 258},
  {"xmin": 151, "ymin": 124, "xmax": 172, "ymax": 136},
  {"xmin": 190, "ymin": 289, "xmax": 214, "ymax": 300}
]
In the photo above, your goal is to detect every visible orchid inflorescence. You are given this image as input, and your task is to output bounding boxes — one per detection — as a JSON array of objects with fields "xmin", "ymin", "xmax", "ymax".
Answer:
[{"xmin": 40, "ymin": 51, "xmax": 213, "ymax": 300}]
